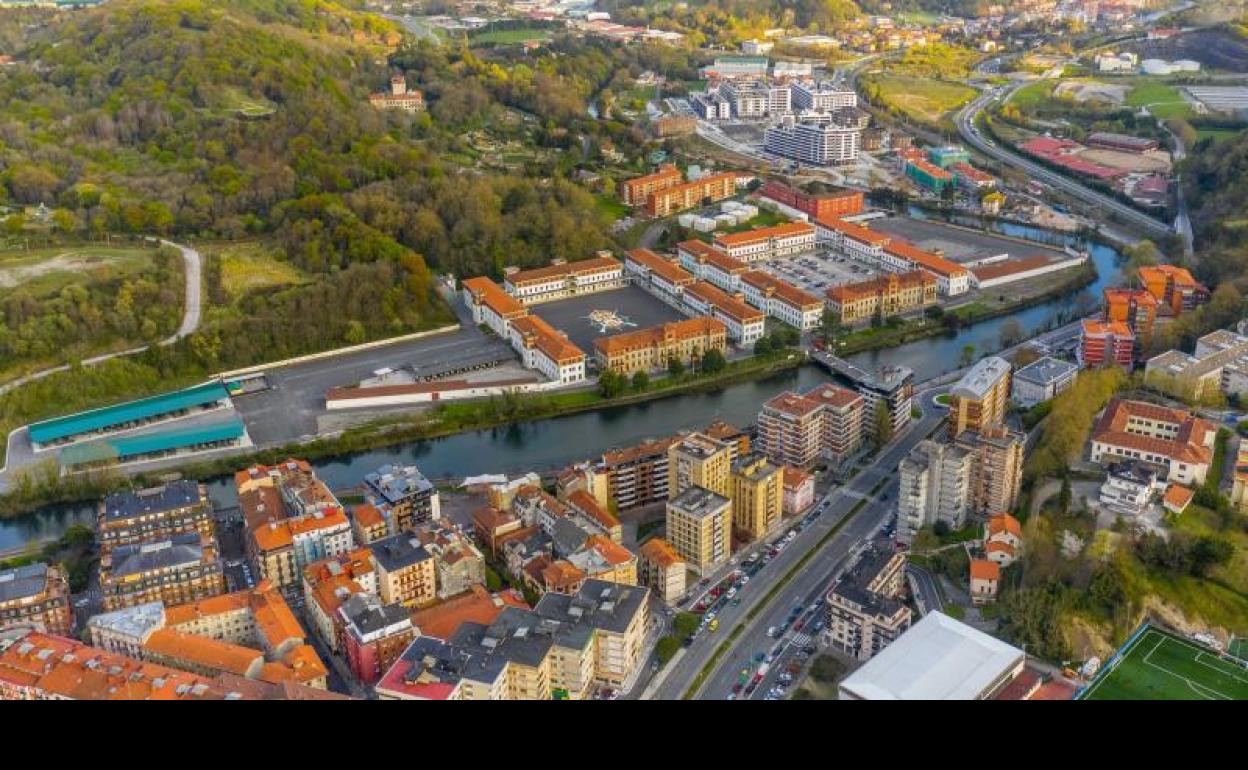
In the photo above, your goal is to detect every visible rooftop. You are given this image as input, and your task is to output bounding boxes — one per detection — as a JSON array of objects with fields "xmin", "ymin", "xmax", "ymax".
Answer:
[
  {"xmin": 100, "ymin": 480, "xmax": 205, "ymax": 524},
  {"xmin": 714, "ymin": 222, "xmax": 815, "ymax": 247},
  {"xmin": 505, "ymin": 255, "xmax": 621, "ymax": 286},
  {"xmin": 1014, "ymin": 356, "xmax": 1078, "ymax": 387},
  {"xmin": 838, "ymin": 611, "xmax": 1025, "ymax": 700},
  {"xmin": 363, "ymin": 464, "xmax": 433, "ymax": 506},
  {"xmin": 0, "ymin": 563, "xmax": 52, "ymax": 604},
  {"xmin": 951, "ymin": 356, "xmax": 1011, "ymax": 401},
  {"xmin": 371, "ymin": 533, "xmax": 434, "ymax": 573},
  {"xmin": 108, "ymin": 533, "xmax": 211, "ymax": 577},
  {"xmin": 29, "ymin": 381, "xmax": 230, "ymax": 445},
  {"xmin": 669, "ymin": 485, "xmax": 731, "ymax": 519},
  {"xmin": 593, "ymin": 317, "xmax": 726, "ymax": 357}
]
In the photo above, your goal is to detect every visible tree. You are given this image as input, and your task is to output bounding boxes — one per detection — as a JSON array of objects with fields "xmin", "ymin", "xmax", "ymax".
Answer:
[
  {"xmin": 667, "ymin": 356, "xmax": 685, "ymax": 377},
  {"xmin": 959, "ymin": 343, "xmax": 976, "ymax": 368},
  {"xmin": 754, "ymin": 337, "xmax": 772, "ymax": 355},
  {"xmin": 599, "ymin": 370, "xmax": 626, "ymax": 398},
  {"xmin": 872, "ymin": 401, "xmax": 893, "ymax": 451},
  {"xmin": 701, "ymin": 348, "xmax": 726, "ymax": 374},
  {"xmin": 1058, "ymin": 475, "xmax": 1072, "ymax": 513},
  {"xmin": 999, "ymin": 319, "xmax": 1024, "ymax": 350},
  {"xmin": 631, "ymin": 370, "xmax": 649, "ymax": 391}
]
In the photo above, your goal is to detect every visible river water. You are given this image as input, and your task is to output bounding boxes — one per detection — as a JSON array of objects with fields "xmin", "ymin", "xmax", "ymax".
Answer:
[{"xmin": 0, "ymin": 221, "xmax": 1122, "ymax": 551}]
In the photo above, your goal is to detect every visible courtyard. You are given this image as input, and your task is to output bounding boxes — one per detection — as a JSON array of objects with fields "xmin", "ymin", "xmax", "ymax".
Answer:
[{"xmin": 529, "ymin": 284, "xmax": 690, "ymax": 353}]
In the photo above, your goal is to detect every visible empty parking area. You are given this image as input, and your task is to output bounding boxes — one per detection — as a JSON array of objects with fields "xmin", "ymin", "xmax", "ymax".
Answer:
[
  {"xmin": 528, "ymin": 284, "xmax": 688, "ymax": 353},
  {"xmin": 758, "ymin": 250, "xmax": 883, "ymax": 295},
  {"xmin": 869, "ymin": 217, "xmax": 1068, "ymax": 265}
]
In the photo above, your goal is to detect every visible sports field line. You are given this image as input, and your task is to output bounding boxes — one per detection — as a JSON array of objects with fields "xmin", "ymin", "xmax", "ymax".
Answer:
[
  {"xmin": 1143, "ymin": 637, "xmax": 1236, "ymax": 701},
  {"xmin": 1080, "ymin": 627, "xmax": 1154, "ymax": 700},
  {"xmin": 1193, "ymin": 651, "xmax": 1248, "ymax": 686}
]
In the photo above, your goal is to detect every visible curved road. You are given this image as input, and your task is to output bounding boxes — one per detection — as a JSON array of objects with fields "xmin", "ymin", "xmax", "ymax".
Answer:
[
  {"xmin": 954, "ymin": 85, "xmax": 1175, "ymax": 240},
  {"xmin": 0, "ymin": 239, "xmax": 202, "ymax": 397}
]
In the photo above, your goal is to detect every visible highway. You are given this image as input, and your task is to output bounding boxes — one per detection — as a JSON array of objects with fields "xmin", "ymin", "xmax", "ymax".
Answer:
[
  {"xmin": 649, "ymin": 387, "xmax": 948, "ymax": 699},
  {"xmin": 954, "ymin": 84, "xmax": 1176, "ymax": 241}
]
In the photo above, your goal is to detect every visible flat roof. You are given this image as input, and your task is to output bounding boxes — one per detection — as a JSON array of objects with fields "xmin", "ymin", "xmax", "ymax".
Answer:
[
  {"xmin": 1014, "ymin": 356, "xmax": 1078, "ymax": 386},
  {"xmin": 838, "ymin": 612, "xmax": 1024, "ymax": 700},
  {"xmin": 29, "ymin": 381, "xmax": 230, "ymax": 445},
  {"xmin": 60, "ymin": 419, "xmax": 246, "ymax": 467}
]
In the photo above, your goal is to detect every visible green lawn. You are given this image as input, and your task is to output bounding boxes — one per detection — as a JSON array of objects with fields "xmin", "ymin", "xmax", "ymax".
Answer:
[
  {"xmin": 207, "ymin": 241, "xmax": 307, "ymax": 301},
  {"xmin": 1009, "ymin": 80, "xmax": 1055, "ymax": 108},
  {"xmin": 0, "ymin": 245, "xmax": 158, "ymax": 297},
  {"xmin": 469, "ymin": 28, "xmax": 552, "ymax": 45},
  {"xmin": 865, "ymin": 75, "xmax": 977, "ymax": 127},
  {"xmin": 1081, "ymin": 626, "xmax": 1248, "ymax": 700},
  {"xmin": 1124, "ymin": 80, "xmax": 1192, "ymax": 119}
]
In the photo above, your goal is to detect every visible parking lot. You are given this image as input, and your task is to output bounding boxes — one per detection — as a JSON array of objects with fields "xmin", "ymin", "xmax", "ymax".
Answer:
[
  {"xmin": 869, "ymin": 216, "xmax": 1069, "ymax": 265},
  {"xmin": 756, "ymin": 248, "xmax": 883, "ymax": 295},
  {"xmin": 529, "ymin": 284, "xmax": 688, "ymax": 354}
]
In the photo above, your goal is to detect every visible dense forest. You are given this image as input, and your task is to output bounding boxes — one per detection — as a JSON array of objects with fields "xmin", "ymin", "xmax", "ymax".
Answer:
[{"xmin": 1183, "ymin": 131, "xmax": 1248, "ymax": 290}]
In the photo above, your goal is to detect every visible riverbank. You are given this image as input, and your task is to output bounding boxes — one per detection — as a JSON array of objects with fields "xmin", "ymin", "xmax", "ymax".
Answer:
[
  {"xmin": 836, "ymin": 259, "xmax": 1098, "ymax": 356},
  {"xmin": 0, "ymin": 350, "xmax": 807, "ymax": 519}
]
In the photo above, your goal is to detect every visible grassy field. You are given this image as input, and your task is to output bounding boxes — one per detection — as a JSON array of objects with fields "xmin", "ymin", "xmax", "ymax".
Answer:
[
  {"xmin": 1009, "ymin": 80, "xmax": 1055, "ymax": 108},
  {"xmin": 206, "ymin": 241, "xmax": 307, "ymax": 300},
  {"xmin": 866, "ymin": 75, "xmax": 976, "ymax": 128},
  {"xmin": 1081, "ymin": 626, "xmax": 1248, "ymax": 700},
  {"xmin": 469, "ymin": 27, "xmax": 552, "ymax": 45},
  {"xmin": 1124, "ymin": 80, "xmax": 1192, "ymax": 119},
  {"xmin": 0, "ymin": 245, "xmax": 158, "ymax": 295}
]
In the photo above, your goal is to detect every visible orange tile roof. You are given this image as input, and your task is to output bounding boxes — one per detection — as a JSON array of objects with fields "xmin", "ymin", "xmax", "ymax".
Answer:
[
  {"xmin": 506, "ymin": 255, "xmax": 621, "ymax": 286},
  {"xmin": 985, "ymin": 541, "xmax": 1016, "ymax": 557},
  {"xmin": 804, "ymin": 383, "xmax": 864, "ymax": 410},
  {"xmin": 472, "ymin": 506, "xmax": 517, "ymax": 531},
  {"xmin": 970, "ymin": 559, "xmax": 1000, "ymax": 581},
  {"xmin": 741, "ymin": 270, "xmax": 823, "ymax": 309},
  {"xmin": 600, "ymin": 436, "xmax": 679, "ymax": 466},
  {"xmin": 1138, "ymin": 264, "xmax": 1204, "ymax": 290},
  {"xmin": 826, "ymin": 269, "xmax": 936, "ymax": 304},
  {"xmin": 1082, "ymin": 318, "xmax": 1134, "ymax": 338},
  {"xmin": 907, "ymin": 157, "xmax": 953, "ymax": 180},
  {"xmin": 144, "ymin": 628, "xmax": 262, "ymax": 677},
  {"xmin": 1164, "ymin": 483, "xmax": 1195, "ymax": 511},
  {"xmin": 567, "ymin": 489, "xmax": 620, "ymax": 529},
  {"xmin": 783, "ymin": 466, "xmax": 813, "ymax": 489},
  {"xmin": 353, "ymin": 503, "xmax": 385, "ymax": 529},
  {"xmin": 626, "ymin": 248, "xmax": 696, "ymax": 286},
  {"xmin": 593, "ymin": 317, "xmax": 727, "ymax": 357},
  {"xmin": 410, "ymin": 586, "xmax": 529, "ymax": 640},
  {"xmin": 815, "ymin": 216, "xmax": 892, "ymax": 246},
  {"xmin": 542, "ymin": 559, "xmax": 588, "ymax": 590},
  {"xmin": 714, "ymin": 221, "xmax": 815, "ymax": 247},
  {"xmin": 462, "ymin": 276, "xmax": 527, "ymax": 318},
  {"xmin": 986, "ymin": 512, "xmax": 1022, "ymax": 538},
  {"xmin": 163, "ymin": 591, "xmax": 250, "ymax": 626},
  {"xmin": 510, "ymin": 314, "xmax": 585, "ymax": 364},
  {"xmin": 1092, "ymin": 398, "xmax": 1215, "ymax": 466},
  {"xmin": 883, "ymin": 239, "xmax": 968, "ymax": 279},
  {"xmin": 678, "ymin": 240, "xmax": 748, "ymax": 273},
  {"xmin": 584, "ymin": 534, "xmax": 635, "ymax": 567},
  {"xmin": 287, "ymin": 510, "xmax": 349, "ymax": 537},
  {"xmin": 311, "ymin": 574, "xmax": 363, "ymax": 617},
  {"xmin": 763, "ymin": 391, "xmax": 822, "ymax": 418},
  {"xmin": 638, "ymin": 537, "xmax": 684, "ymax": 568},
  {"xmin": 685, "ymin": 280, "xmax": 765, "ymax": 324}
]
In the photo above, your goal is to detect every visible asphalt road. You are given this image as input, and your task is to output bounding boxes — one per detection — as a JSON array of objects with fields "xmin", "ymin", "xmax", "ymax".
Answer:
[
  {"xmin": 954, "ymin": 86, "xmax": 1175, "ymax": 241},
  {"xmin": 650, "ymin": 387, "xmax": 948, "ymax": 699},
  {"xmin": 907, "ymin": 563, "xmax": 944, "ymax": 616}
]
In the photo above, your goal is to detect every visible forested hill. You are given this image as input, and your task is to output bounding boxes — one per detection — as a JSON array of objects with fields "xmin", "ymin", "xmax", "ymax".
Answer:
[
  {"xmin": 1183, "ymin": 132, "xmax": 1248, "ymax": 290},
  {"xmin": 0, "ymin": 0, "xmax": 398, "ymax": 237}
]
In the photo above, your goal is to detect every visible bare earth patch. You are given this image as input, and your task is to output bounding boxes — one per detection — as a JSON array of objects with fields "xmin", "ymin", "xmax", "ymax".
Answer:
[{"xmin": 0, "ymin": 251, "xmax": 121, "ymax": 289}]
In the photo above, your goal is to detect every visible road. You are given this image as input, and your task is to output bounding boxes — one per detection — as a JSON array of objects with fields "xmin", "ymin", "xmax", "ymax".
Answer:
[
  {"xmin": 0, "ymin": 239, "xmax": 203, "ymax": 398},
  {"xmin": 954, "ymin": 85, "xmax": 1176, "ymax": 241},
  {"xmin": 907, "ymin": 563, "xmax": 944, "ymax": 616},
  {"xmin": 649, "ymin": 387, "xmax": 948, "ymax": 699}
]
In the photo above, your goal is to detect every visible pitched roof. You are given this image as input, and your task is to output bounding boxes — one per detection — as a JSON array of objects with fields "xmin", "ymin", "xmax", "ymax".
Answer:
[
  {"xmin": 626, "ymin": 248, "xmax": 696, "ymax": 286},
  {"xmin": 741, "ymin": 270, "xmax": 823, "ymax": 309},
  {"xmin": 986, "ymin": 512, "xmax": 1022, "ymax": 538},
  {"xmin": 593, "ymin": 317, "xmax": 726, "ymax": 357},
  {"xmin": 505, "ymin": 255, "xmax": 621, "ymax": 286},
  {"xmin": 714, "ymin": 221, "xmax": 815, "ymax": 247},
  {"xmin": 462, "ymin": 276, "xmax": 527, "ymax": 318},
  {"xmin": 638, "ymin": 537, "xmax": 684, "ymax": 568},
  {"xmin": 970, "ymin": 560, "xmax": 1000, "ymax": 581}
]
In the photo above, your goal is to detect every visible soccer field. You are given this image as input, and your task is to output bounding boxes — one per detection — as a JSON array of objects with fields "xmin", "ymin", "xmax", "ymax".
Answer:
[{"xmin": 1081, "ymin": 628, "xmax": 1248, "ymax": 700}]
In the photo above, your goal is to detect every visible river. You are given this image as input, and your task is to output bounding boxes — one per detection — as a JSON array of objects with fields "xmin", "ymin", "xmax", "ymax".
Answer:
[{"xmin": 0, "ymin": 222, "xmax": 1122, "ymax": 551}]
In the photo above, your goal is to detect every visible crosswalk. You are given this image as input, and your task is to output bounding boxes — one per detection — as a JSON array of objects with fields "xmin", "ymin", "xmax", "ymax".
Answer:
[{"xmin": 788, "ymin": 632, "xmax": 813, "ymax": 648}]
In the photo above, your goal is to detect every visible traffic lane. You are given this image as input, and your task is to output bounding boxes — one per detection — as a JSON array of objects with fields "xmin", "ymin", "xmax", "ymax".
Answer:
[
  {"xmin": 652, "ymin": 406, "xmax": 944, "ymax": 699},
  {"xmin": 907, "ymin": 563, "xmax": 943, "ymax": 615},
  {"xmin": 706, "ymin": 494, "xmax": 895, "ymax": 700}
]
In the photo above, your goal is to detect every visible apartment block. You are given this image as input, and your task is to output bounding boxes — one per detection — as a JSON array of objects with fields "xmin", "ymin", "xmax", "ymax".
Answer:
[
  {"xmin": 376, "ymin": 580, "xmax": 650, "ymax": 700},
  {"xmin": 758, "ymin": 179, "xmax": 864, "ymax": 220},
  {"xmin": 1080, "ymin": 319, "xmax": 1135, "ymax": 370},
  {"xmin": 1145, "ymin": 328, "xmax": 1248, "ymax": 402},
  {"xmin": 1138, "ymin": 264, "xmax": 1209, "ymax": 317},
  {"xmin": 339, "ymin": 592, "xmax": 418, "ymax": 685},
  {"xmin": 0, "ymin": 563, "xmax": 72, "ymax": 637},
  {"xmin": 957, "ymin": 427, "xmax": 1026, "ymax": 518},
  {"xmin": 947, "ymin": 356, "xmax": 1012, "ymax": 439},
  {"xmin": 826, "ymin": 543, "xmax": 911, "ymax": 661},
  {"xmin": 300, "ymin": 548, "xmax": 378, "ymax": 651},
  {"xmin": 597, "ymin": 436, "xmax": 677, "ymax": 510},
  {"xmin": 594, "ymin": 317, "xmax": 727, "ymax": 376},
  {"xmin": 621, "ymin": 164, "xmax": 683, "ymax": 206},
  {"xmin": 756, "ymin": 384, "xmax": 864, "ymax": 470},
  {"xmin": 96, "ymin": 480, "xmax": 215, "ymax": 555},
  {"xmin": 411, "ymin": 522, "xmax": 487, "ymax": 600},
  {"xmin": 666, "ymin": 486, "xmax": 733, "ymax": 573},
  {"xmin": 645, "ymin": 172, "xmax": 738, "ymax": 217},
  {"xmin": 371, "ymin": 533, "xmax": 438, "ymax": 608},
  {"xmin": 351, "ymin": 503, "xmax": 389, "ymax": 545},
  {"xmin": 898, "ymin": 440, "xmax": 974, "ymax": 543},
  {"xmin": 362, "ymin": 463, "xmax": 441, "ymax": 536},
  {"xmin": 731, "ymin": 452, "xmax": 785, "ymax": 541},
  {"xmin": 764, "ymin": 115, "xmax": 861, "ymax": 165},
  {"xmin": 1104, "ymin": 288, "xmax": 1159, "ymax": 354},
  {"xmin": 637, "ymin": 537, "xmax": 686, "ymax": 605},
  {"xmin": 668, "ymin": 432, "xmax": 734, "ymax": 499},
  {"xmin": 99, "ymin": 532, "xmax": 225, "ymax": 612}
]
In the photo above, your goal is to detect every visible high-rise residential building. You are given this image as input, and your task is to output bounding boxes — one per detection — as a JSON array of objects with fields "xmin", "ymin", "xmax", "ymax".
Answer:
[
  {"xmin": 1103, "ymin": 287, "xmax": 1159, "ymax": 354},
  {"xmin": 703, "ymin": 420, "xmax": 751, "ymax": 462},
  {"xmin": 1079, "ymin": 319, "xmax": 1135, "ymax": 370},
  {"xmin": 361, "ymin": 464, "xmax": 441, "ymax": 536},
  {"xmin": 666, "ymin": 486, "xmax": 732, "ymax": 573},
  {"xmin": 370, "ymin": 533, "xmax": 438, "ymax": 608},
  {"xmin": 99, "ymin": 532, "xmax": 225, "ymax": 612},
  {"xmin": 818, "ymin": 357, "xmax": 915, "ymax": 440},
  {"xmin": 597, "ymin": 436, "xmax": 678, "ymax": 510},
  {"xmin": 301, "ymin": 548, "xmax": 378, "ymax": 651},
  {"xmin": 826, "ymin": 542, "xmax": 911, "ymax": 661},
  {"xmin": 956, "ymin": 427, "xmax": 1026, "ymax": 518},
  {"xmin": 1138, "ymin": 264, "xmax": 1209, "ymax": 317},
  {"xmin": 731, "ymin": 452, "xmax": 785, "ymax": 542},
  {"xmin": 947, "ymin": 356, "xmax": 1012, "ymax": 439},
  {"xmin": 637, "ymin": 537, "xmax": 686, "ymax": 605},
  {"xmin": 0, "ymin": 562, "xmax": 72, "ymax": 637},
  {"xmin": 375, "ymin": 580, "xmax": 650, "ymax": 700},
  {"xmin": 764, "ymin": 114, "xmax": 861, "ymax": 165},
  {"xmin": 594, "ymin": 317, "xmax": 728, "ymax": 376},
  {"xmin": 790, "ymin": 81, "xmax": 858, "ymax": 111},
  {"xmin": 757, "ymin": 385, "xmax": 865, "ymax": 469},
  {"xmin": 898, "ymin": 440, "xmax": 973, "ymax": 542},
  {"xmin": 668, "ymin": 432, "xmax": 733, "ymax": 499},
  {"xmin": 97, "ymin": 481, "xmax": 216, "ymax": 556}
]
